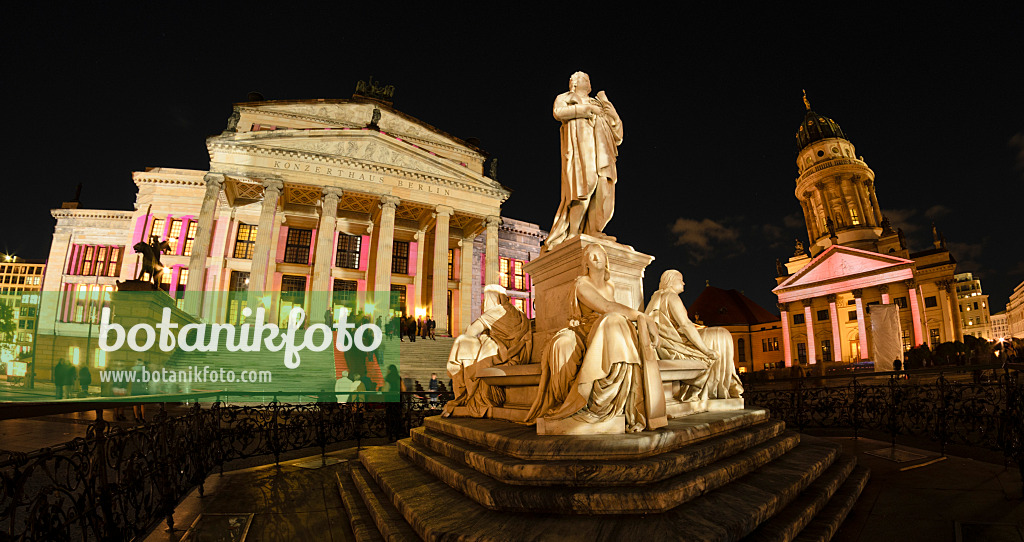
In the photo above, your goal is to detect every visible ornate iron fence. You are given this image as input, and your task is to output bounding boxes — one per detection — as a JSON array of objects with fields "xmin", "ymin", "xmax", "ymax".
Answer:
[
  {"xmin": 0, "ymin": 390, "xmax": 453, "ymax": 541},
  {"xmin": 744, "ymin": 365, "xmax": 1024, "ymax": 479}
]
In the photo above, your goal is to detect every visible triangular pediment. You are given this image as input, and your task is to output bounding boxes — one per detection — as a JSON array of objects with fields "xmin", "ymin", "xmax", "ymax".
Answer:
[
  {"xmin": 774, "ymin": 245, "xmax": 915, "ymax": 295},
  {"xmin": 243, "ymin": 102, "xmax": 471, "ymax": 154},
  {"xmin": 213, "ymin": 130, "xmax": 504, "ymax": 193}
]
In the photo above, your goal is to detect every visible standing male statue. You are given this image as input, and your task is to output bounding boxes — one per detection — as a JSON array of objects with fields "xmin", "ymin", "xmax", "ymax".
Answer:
[{"xmin": 544, "ymin": 72, "xmax": 623, "ymax": 251}]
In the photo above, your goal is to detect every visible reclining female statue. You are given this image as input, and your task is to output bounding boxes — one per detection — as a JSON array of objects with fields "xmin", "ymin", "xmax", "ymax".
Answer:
[
  {"xmin": 525, "ymin": 243, "xmax": 657, "ymax": 433},
  {"xmin": 645, "ymin": 269, "xmax": 743, "ymax": 401}
]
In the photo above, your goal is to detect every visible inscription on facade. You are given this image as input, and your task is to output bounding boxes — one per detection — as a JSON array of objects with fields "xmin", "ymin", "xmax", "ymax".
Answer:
[{"xmin": 267, "ymin": 158, "xmax": 451, "ymax": 196}]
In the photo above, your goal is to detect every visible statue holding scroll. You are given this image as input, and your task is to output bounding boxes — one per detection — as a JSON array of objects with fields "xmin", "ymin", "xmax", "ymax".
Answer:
[
  {"xmin": 544, "ymin": 72, "xmax": 623, "ymax": 251},
  {"xmin": 443, "ymin": 284, "xmax": 532, "ymax": 418},
  {"xmin": 645, "ymin": 270, "xmax": 743, "ymax": 401}
]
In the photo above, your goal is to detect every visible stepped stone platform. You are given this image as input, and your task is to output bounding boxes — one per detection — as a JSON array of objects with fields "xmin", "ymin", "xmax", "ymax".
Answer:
[{"xmin": 340, "ymin": 409, "xmax": 869, "ymax": 541}]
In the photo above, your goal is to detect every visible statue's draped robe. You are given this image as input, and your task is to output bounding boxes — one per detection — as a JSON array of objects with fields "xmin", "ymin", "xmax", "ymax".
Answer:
[
  {"xmin": 443, "ymin": 299, "xmax": 532, "ymax": 417},
  {"xmin": 525, "ymin": 277, "xmax": 645, "ymax": 432},
  {"xmin": 646, "ymin": 291, "xmax": 744, "ymax": 401},
  {"xmin": 545, "ymin": 91, "xmax": 623, "ymax": 249}
]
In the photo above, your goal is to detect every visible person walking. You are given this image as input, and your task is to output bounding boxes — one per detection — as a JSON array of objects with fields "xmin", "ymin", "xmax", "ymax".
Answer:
[
  {"xmin": 78, "ymin": 364, "xmax": 92, "ymax": 397},
  {"xmin": 53, "ymin": 358, "xmax": 67, "ymax": 399}
]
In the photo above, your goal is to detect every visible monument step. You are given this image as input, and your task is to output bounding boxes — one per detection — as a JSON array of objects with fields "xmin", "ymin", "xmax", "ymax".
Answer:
[
  {"xmin": 747, "ymin": 460, "xmax": 869, "ymax": 542},
  {"xmin": 395, "ymin": 430, "xmax": 801, "ymax": 514},
  {"xmin": 791, "ymin": 465, "xmax": 870, "ymax": 542},
  {"xmin": 346, "ymin": 461, "xmax": 421, "ymax": 542},
  {"xmin": 409, "ymin": 418, "xmax": 788, "ymax": 486},
  {"xmin": 353, "ymin": 437, "xmax": 844, "ymax": 541},
  {"xmin": 336, "ymin": 469, "xmax": 387, "ymax": 542},
  {"xmin": 422, "ymin": 408, "xmax": 771, "ymax": 461}
]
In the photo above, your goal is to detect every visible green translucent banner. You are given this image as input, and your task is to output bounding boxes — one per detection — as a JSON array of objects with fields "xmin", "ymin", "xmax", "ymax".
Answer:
[{"xmin": 0, "ymin": 289, "xmax": 403, "ymax": 403}]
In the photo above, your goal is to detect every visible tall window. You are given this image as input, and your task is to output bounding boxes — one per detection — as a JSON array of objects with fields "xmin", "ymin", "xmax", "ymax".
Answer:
[
  {"xmin": 821, "ymin": 339, "xmax": 832, "ymax": 361},
  {"xmin": 335, "ymin": 234, "xmax": 361, "ymax": 269},
  {"xmin": 182, "ymin": 222, "xmax": 198, "ymax": 256},
  {"xmin": 332, "ymin": 279, "xmax": 358, "ymax": 308},
  {"xmin": 234, "ymin": 224, "xmax": 258, "ymax": 259},
  {"xmin": 391, "ymin": 284, "xmax": 406, "ymax": 310},
  {"xmin": 902, "ymin": 329, "xmax": 912, "ymax": 352},
  {"xmin": 167, "ymin": 219, "xmax": 182, "ymax": 253},
  {"xmin": 737, "ymin": 338, "xmax": 746, "ymax": 363},
  {"xmin": 849, "ymin": 207, "xmax": 860, "ymax": 226},
  {"xmin": 930, "ymin": 328, "xmax": 940, "ymax": 344},
  {"xmin": 797, "ymin": 343, "xmax": 807, "ymax": 364},
  {"xmin": 499, "ymin": 258, "xmax": 510, "ymax": 288},
  {"xmin": 108, "ymin": 247, "xmax": 121, "ymax": 277},
  {"xmin": 81, "ymin": 246, "xmax": 95, "ymax": 275},
  {"xmin": 513, "ymin": 298, "xmax": 525, "ymax": 313},
  {"xmin": 513, "ymin": 260, "xmax": 524, "ymax": 290},
  {"xmin": 150, "ymin": 218, "xmax": 165, "ymax": 242},
  {"xmin": 391, "ymin": 241, "xmax": 409, "ymax": 274},
  {"xmin": 894, "ymin": 296, "xmax": 908, "ymax": 309},
  {"xmin": 448, "ymin": 249, "xmax": 454, "ymax": 280},
  {"xmin": 283, "ymin": 228, "xmax": 312, "ymax": 264}
]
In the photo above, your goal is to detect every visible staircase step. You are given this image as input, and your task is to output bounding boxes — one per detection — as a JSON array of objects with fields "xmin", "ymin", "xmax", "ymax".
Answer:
[
  {"xmin": 422, "ymin": 409, "xmax": 771, "ymax": 460},
  {"xmin": 336, "ymin": 470, "xmax": 385, "ymax": 542},
  {"xmin": 791, "ymin": 465, "xmax": 870, "ymax": 542},
  {"xmin": 410, "ymin": 419, "xmax": 787, "ymax": 486},
  {"xmin": 348, "ymin": 461, "xmax": 420, "ymax": 541},
  {"xmin": 396, "ymin": 430, "xmax": 801, "ymax": 513},
  {"xmin": 743, "ymin": 451, "xmax": 863, "ymax": 542},
  {"xmin": 356, "ymin": 437, "xmax": 842, "ymax": 541}
]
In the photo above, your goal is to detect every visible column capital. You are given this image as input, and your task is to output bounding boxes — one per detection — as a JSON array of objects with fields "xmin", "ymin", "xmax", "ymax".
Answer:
[
  {"xmin": 434, "ymin": 204, "xmax": 454, "ymax": 217},
  {"xmin": 380, "ymin": 195, "xmax": 400, "ymax": 209},
  {"xmin": 203, "ymin": 172, "xmax": 225, "ymax": 189},
  {"xmin": 937, "ymin": 278, "xmax": 955, "ymax": 292},
  {"xmin": 414, "ymin": 229, "xmax": 425, "ymax": 241},
  {"xmin": 802, "ymin": 298, "xmax": 814, "ymax": 308},
  {"xmin": 322, "ymin": 187, "xmax": 344, "ymax": 200},
  {"xmin": 852, "ymin": 289, "xmax": 864, "ymax": 298},
  {"xmin": 814, "ymin": 182, "xmax": 826, "ymax": 191},
  {"xmin": 826, "ymin": 294, "xmax": 838, "ymax": 303},
  {"xmin": 776, "ymin": 302, "xmax": 789, "ymax": 312},
  {"xmin": 904, "ymin": 279, "xmax": 917, "ymax": 289},
  {"xmin": 262, "ymin": 178, "xmax": 284, "ymax": 193},
  {"xmin": 877, "ymin": 284, "xmax": 890, "ymax": 294},
  {"xmin": 485, "ymin": 215, "xmax": 502, "ymax": 228}
]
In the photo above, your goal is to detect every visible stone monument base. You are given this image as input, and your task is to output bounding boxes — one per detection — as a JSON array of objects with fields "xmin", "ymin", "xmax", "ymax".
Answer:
[{"xmin": 341, "ymin": 410, "xmax": 869, "ymax": 541}]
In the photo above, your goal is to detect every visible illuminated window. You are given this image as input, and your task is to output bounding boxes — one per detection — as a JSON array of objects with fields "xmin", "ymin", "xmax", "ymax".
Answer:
[
  {"xmin": 68, "ymin": 346, "xmax": 80, "ymax": 366},
  {"xmin": 150, "ymin": 218, "xmax": 165, "ymax": 242},
  {"xmin": 182, "ymin": 221, "xmax": 198, "ymax": 256},
  {"xmin": 821, "ymin": 339, "xmax": 831, "ymax": 360},
  {"xmin": 513, "ymin": 298, "xmax": 525, "ymax": 312},
  {"xmin": 902, "ymin": 329, "xmax": 912, "ymax": 352},
  {"xmin": 335, "ymin": 233, "xmax": 361, "ymax": 269},
  {"xmin": 391, "ymin": 241, "xmax": 409, "ymax": 274},
  {"xmin": 233, "ymin": 224, "xmax": 258, "ymax": 259},
  {"xmin": 448, "ymin": 249, "xmax": 454, "ymax": 280},
  {"xmin": 930, "ymin": 328, "xmax": 940, "ymax": 344},
  {"xmin": 107, "ymin": 247, "xmax": 121, "ymax": 277},
  {"xmin": 849, "ymin": 207, "xmax": 860, "ymax": 225},
  {"xmin": 499, "ymin": 258, "xmax": 510, "ymax": 288},
  {"xmin": 283, "ymin": 228, "xmax": 313, "ymax": 264},
  {"xmin": 81, "ymin": 246, "xmax": 95, "ymax": 275},
  {"xmin": 391, "ymin": 284, "xmax": 406, "ymax": 310},
  {"xmin": 167, "ymin": 219, "xmax": 182, "ymax": 253},
  {"xmin": 513, "ymin": 260, "xmax": 524, "ymax": 290},
  {"xmin": 94, "ymin": 348, "xmax": 106, "ymax": 369}
]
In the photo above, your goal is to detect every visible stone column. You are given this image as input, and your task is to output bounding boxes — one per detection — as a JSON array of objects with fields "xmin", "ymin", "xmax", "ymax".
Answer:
[
  {"xmin": 373, "ymin": 196, "xmax": 400, "ymax": 315},
  {"xmin": 803, "ymin": 298, "xmax": 816, "ymax": 365},
  {"xmin": 484, "ymin": 215, "xmax": 501, "ymax": 285},
  {"xmin": 815, "ymin": 183, "xmax": 837, "ymax": 233},
  {"xmin": 827, "ymin": 294, "xmax": 842, "ymax": 362},
  {"xmin": 459, "ymin": 236, "xmax": 475, "ymax": 334},
  {"xmin": 183, "ymin": 173, "xmax": 224, "ymax": 317},
  {"xmin": 852, "ymin": 178, "xmax": 874, "ymax": 227},
  {"xmin": 800, "ymin": 198, "xmax": 819, "ymax": 240},
  {"xmin": 878, "ymin": 284, "xmax": 891, "ymax": 305},
  {"xmin": 310, "ymin": 187, "xmax": 343, "ymax": 323},
  {"xmin": 853, "ymin": 289, "xmax": 868, "ymax": 360},
  {"xmin": 411, "ymin": 229, "xmax": 425, "ymax": 317},
  {"xmin": 431, "ymin": 205, "xmax": 453, "ymax": 335},
  {"xmin": 865, "ymin": 180, "xmax": 883, "ymax": 225},
  {"xmin": 778, "ymin": 302, "xmax": 792, "ymax": 367},
  {"xmin": 906, "ymin": 279, "xmax": 925, "ymax": 347},
  {"xmin": 247, "ymin": 178, "xmax": 283, "ymax": 315},
  {"xmin": 939, "ymin": 279, "xmax": 963, "ymax": 342}
]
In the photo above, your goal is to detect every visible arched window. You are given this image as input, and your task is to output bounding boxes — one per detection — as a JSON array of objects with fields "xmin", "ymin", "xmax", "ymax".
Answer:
[{"xmin": 737, "ymin": 338, "xmax": 746, "ymax": 363}]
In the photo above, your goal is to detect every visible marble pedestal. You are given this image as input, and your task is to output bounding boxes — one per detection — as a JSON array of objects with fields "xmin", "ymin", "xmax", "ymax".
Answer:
[
  {"xmin": 523, "ymin": 234, "xmax": 654, "ymax": 358},
  {"xmin": 340, "ymin": 410, "xmax": 870, "ymax": 541}
]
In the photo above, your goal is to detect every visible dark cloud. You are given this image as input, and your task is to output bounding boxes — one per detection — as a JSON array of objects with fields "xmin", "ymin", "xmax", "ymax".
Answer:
[
  {"xmin": 925, "ymin": 205, "xmax": 951, "ymax": 220},
  {"xmin": 783, "ymin": 213, "xmax": 804, "ymax": 230},
  {"xmin": 670, "ymin": 218, "xmax": 743, "ymax": 264}
]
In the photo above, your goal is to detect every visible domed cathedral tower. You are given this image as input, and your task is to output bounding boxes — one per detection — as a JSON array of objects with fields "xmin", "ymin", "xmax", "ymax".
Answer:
[{"xmin": 794, "ymin": 91, "xmax": 884, "ymax": 255}]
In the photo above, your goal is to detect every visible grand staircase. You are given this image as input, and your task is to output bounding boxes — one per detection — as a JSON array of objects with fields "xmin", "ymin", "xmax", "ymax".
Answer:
[{"xmin": 338, "ymin": 409, "xmax": 869, "ymax": 541}]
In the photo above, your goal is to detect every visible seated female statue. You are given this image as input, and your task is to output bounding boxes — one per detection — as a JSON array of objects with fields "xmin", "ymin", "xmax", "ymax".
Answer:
[
  {"xmin": 525, "ymin": 243, "xmax": 655, "ymax": 433},
  {"xmin": 645, "ymin": 269, "xmax": 743, "ymax": 401}
]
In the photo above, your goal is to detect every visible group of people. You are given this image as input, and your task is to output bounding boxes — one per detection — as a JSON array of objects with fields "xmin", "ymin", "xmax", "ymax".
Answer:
[
  {"xmin": 398, "ymin": 315, "xmax": 436, "ymax": 342},
  {"xmin": 52, "ymin": 358, "xmax": 92, "ymax": 400}
]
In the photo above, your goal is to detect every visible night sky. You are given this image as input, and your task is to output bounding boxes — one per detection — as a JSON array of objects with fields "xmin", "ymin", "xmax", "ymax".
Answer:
[{"xmin": 2, "ymin": 6, "xmax": 1021, "ymax": 313}]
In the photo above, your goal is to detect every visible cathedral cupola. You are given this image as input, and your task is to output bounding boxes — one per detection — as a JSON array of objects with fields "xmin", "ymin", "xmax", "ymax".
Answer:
[{"xmin": 793, "ymin": 91, "xmax": 883, "ymax": 255}]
